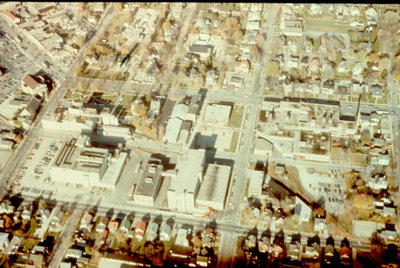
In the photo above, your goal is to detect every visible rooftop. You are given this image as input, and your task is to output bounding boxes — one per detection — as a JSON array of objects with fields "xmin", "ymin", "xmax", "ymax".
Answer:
[
  {"xmin": 196, "ymin": 164, "xmax": 231, "ymax": 209},
  {"xmin": 169, "ymin": 149, "xmax": 205, "ymax": 194},
  {"xmin": 134, "ymin": 159, "xmax": 163, "ymax": 197}
]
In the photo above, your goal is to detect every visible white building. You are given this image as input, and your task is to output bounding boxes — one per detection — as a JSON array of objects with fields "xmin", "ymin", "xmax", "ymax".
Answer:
[
  {"xmin": 204, "ymin": 104, "xmax": 232, "ymax": 126},
  {"xmin": 97, "ymin": 125, "xmax": 131, "ymax": 139},
  {"xmin": 21, "ymin": 74, "xmax": 48, "ymax": 97},
  {"xmin": 49, "ymin": 135, "xmax": 127, "ymax": 190},
  {"xmin": 167, "ymin": 149, "xmax": 206, "ymax": 213},
  {"xmin": 163, "ymin": 103, "xmax": 189, "ymax": 144},
  {"xmin": 248, "ymin": 170, "xmax": 264, "ymax": 198},
  {"xmin": 41, "ymin": 104, "xmax": 98, "ymax": 134},
  {"xmin": 196, "ymin": 164, "xmax": 231, "ymax": 211}
]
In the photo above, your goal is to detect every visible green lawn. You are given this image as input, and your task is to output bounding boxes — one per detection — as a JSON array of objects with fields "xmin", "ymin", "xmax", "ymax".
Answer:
[
  {"xmin": 228, "ymin": 106, "xmax": 245, "ymax": 128},
  {"xmin": 120, "ymin": 94, "xmax": 137, "ymax": 109}
]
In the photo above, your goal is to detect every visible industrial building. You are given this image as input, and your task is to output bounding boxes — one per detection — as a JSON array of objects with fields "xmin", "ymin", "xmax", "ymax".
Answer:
[
  {"xmin": 167, "ymin": 149, "xmax": 206, "ymax": 213},
  {"xmin": 49, "ymin": 135, "xmax": 127, "ymax": 190},
  {"xmin": 132, "ymin": 158, "xmax": 163, "ymax": 206},
  {"xmin": 196, "ymin": 164, "xmax": 231, "ymax": 211}
]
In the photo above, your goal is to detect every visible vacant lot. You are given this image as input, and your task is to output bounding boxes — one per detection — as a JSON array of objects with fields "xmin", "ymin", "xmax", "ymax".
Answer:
[
  {"xmin": 77, "ymin": 69, "xmax": 128, "ymax": 81},
  {"xmin": 305, "ymin": 18, "xmax": 351, "ymax": 33},
  {"xmin": 226, "ymin": 131, "xmax": 239, "ymax": 153},
  {"xmin": 228, "ymin": 105, "xmax": 245, "ymax": 128}
]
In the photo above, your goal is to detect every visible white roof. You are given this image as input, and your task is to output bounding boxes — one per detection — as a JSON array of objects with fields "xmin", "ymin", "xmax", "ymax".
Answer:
[
  {"xmin": 170, "ymin": 149, "xmax": 205, "ymax": 194},
  {"xmin": 204, "ymin": 104, "xmax": 232, "ymax": 125},
  {"xmin": 249, "ymin": 170, "xmax": 264, "ymax": 190},
  {"xmin": 196, "ymin": 164, "xmax": 231, "ymax": 209},
  {"xmin": 0, "ymin": 232, "xmax": 8, "ymax": 245},
  {"xmin": 164, "ymin": 117, "xmax": 183, "ymax": 143},
  {"xmin": 352, "ymin": 220, "xmax": 384, "ymax": 238},
  {"xmin": 171, "ymin": 103, "xmax": 188, "ymax": 121}
]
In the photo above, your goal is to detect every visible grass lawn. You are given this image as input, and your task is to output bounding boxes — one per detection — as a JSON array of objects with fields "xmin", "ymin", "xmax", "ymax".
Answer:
[
  {"xmin": 63, "ymin": 89, "xmax": 93, "ymax": 101},
  {"xmin": 120, "ymin": 94, "xmax": 137, "ymax": 109},
  {"xmin": 225, "ymin": 131, "xmax": 239, "ymax": 153},
  {"xmin": 305, "ymin": 18, "xmax": 351, "ymax": 33},
  {"xmin": 98, "ymin": 93, "xmax": 119, "ymax": 104},
  {"xmin": 228, "ymin": 105, "xmax": 245, "ymax": 128}
]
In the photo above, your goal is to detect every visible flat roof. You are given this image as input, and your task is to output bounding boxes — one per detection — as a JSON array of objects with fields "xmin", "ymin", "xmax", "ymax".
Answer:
[
  {"xmin": 134, "ymin": 159, "xmax": 163, "ymax": 197},
  {"xmin": 196, "ymin": 164, "xmax": 231, "ymax": 207},
  {"xmin": 52, "ymin": 136, "xmax": 108, "ymax": 174},
  {"xmin": 249, "ymin": 170, "xmax": 264, "ymax": 190},
  {"xmin": 169, "ymin": 149, "xmax": 205, "ymax": 194}
]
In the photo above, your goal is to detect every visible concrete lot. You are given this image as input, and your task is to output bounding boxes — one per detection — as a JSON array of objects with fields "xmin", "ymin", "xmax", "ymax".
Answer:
[
  {"xmin": 297, "ymin": 166, "xmax": 345, "ymax": 215},
  {"xmin": 0, "ymin": 150, "xmax": 13, "ymax": 172}
]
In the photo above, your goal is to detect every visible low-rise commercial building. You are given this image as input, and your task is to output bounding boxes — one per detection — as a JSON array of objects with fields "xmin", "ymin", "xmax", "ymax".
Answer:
[
  {"xmin": 196, "ymin": 164, "xmax": 231, "ymax": 211},
  {"xmin": 133, "ymin": 159, "xmax": 163, "ymax": 206},
  {"xmin": 49, "ymin": 135, "xmax": 127, "ymax": 190}
]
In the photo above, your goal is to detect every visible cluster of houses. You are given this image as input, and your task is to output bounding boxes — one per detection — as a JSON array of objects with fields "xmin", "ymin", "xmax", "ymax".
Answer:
[{"xmin": 3, "ymin": 2, "xmax": 90, "ymax": 66}]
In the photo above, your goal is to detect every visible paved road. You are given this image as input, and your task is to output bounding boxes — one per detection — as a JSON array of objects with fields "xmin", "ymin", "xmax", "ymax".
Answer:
[
  {"xmin": 48, "ymin": 207, "xmax": 83, "ymax": 268},
  {"xmin": 159, "ymin": 3, "xmax": 198, "ymax": 94}
]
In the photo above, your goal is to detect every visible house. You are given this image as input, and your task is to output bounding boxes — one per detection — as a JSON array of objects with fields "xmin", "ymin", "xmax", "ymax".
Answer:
[
  {"xmin": 258, "ymin": 236, "xmax": 270, "ymax": 253},
  {"xmin": 0, "ymin": 200, "xmax": 15, "ymax": 214},
  {"xmin": 146, "ymin": 222, "xmax": 159, "ymax": 241},
  {"xmin": 36, "ymin": 208, "xmax": 50, "ymax": 223},
  {"xmin": 134, "ymin": 221, "xmax": 147, "ymax": 241},
  {"xmin": 0, "ymin": 232, "xmax": 9, "ymax": 251},
  {"xmin": 80, "ymin": 213, "xmax": 93, "ymax": 231},
  {"xmin": 245, "ymin": 234, "xmax": 257, "ymax": 249},
  {"xmin": 287, "ymin": 55, "xmax": 299, "ymax": 69},
  {"xmin": 160, "ymin": 224, "xmax": 172, "ymax": 242},
  {"xmin": 21, "ymin": 206, "xmax": 32, "ymax": 221},
  {"xmin": 50, "ymin": 209, "xmax": 62, "ymax": 226},
  {"xmin": 371, "ymin": 84, "xmax": 383, "ymax": 97},
  {"xmin": 2, "ymin": 236, "xmax": 22, "ymax": 255},
  {"xmin": 367, "ymin": 174, "xmax": 388, "ymax": 191},
  {"xmin": 108, "ymin": 219, "xmax": 120, "ymax": 234},
  {"xmin": 119, "ymin": 219, "xmax": 131, "ymax": 233},
  {"xmin": 65, "ymin": 248, "xmax": 82, "ymax": 259},
  {"xmin": 188, "ymin": 44, "xmax": 214, "ymax": 60},
  {"xmin": 314, "ymin": 218, "xmax": 327, "ymax": 233},
  {"xmin": 206, "ymin": 70, "xmax": 219, "ymax": 86},
  {"xmin": 235, "ymin": 60, "xmax": 251, "ymax": 74},
  {"xmin": 96, "ymin": 216, "xmax": 109, "ymax": 233}
]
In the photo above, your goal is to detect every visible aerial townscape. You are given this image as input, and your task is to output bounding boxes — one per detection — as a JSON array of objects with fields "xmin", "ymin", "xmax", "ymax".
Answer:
[{"xmin": 0, "ymin": 2, "xmax": 400, "ymax": 268}]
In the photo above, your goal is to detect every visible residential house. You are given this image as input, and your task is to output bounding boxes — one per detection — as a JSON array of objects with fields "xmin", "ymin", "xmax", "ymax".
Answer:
[
  {"xmin": 258, "ymin": 236, "xmax": 270, "ymax": 253},
  {"xmin": 2, "ymin": 236, "xmax": 22, "ymax": 255},
  {"xmin": 134, "ymin": 221, "xmax": 147, "ymax": 241},
  {"xmin": 0, "ymin": 232, "xmax": 9, "ymax": 251},
  {"xmin": 146, "ymin": 222, "xmax": 159, "ymax": 241},
  {"xmin": 367, "ymin": 174, "xmax": 388, "ymax": 192},
  {"xmin": 80, "ymin": 213, "xmax": 93, "ymax": 231},
  {"xmin": 108, "ymin": 219, "xmax": 120, "ymax": 234},
  {"xmin": 119, "ymin": 219, "xmax": 131, "ymax": 233},
  {"xmin": 96, "ymin": 216, "xmax": 109, "ymax": 233},
  {"xmin": 160, "ymin": 224, "xmax": 172, "ymax": 242},
  {"xmin": 21, "ymin": 206, "xmax": 32, "ymax": 221},
  {"xmin": 0, "ymin": 200, "xmax": 15, "ymax": 214},
  {"xmin": 314, "ymin": 218, "xmax": 327, "ymax": 234},
  {"xmin": 65, "ymin": 248, "xmax": 83, "ymax": 259}
]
